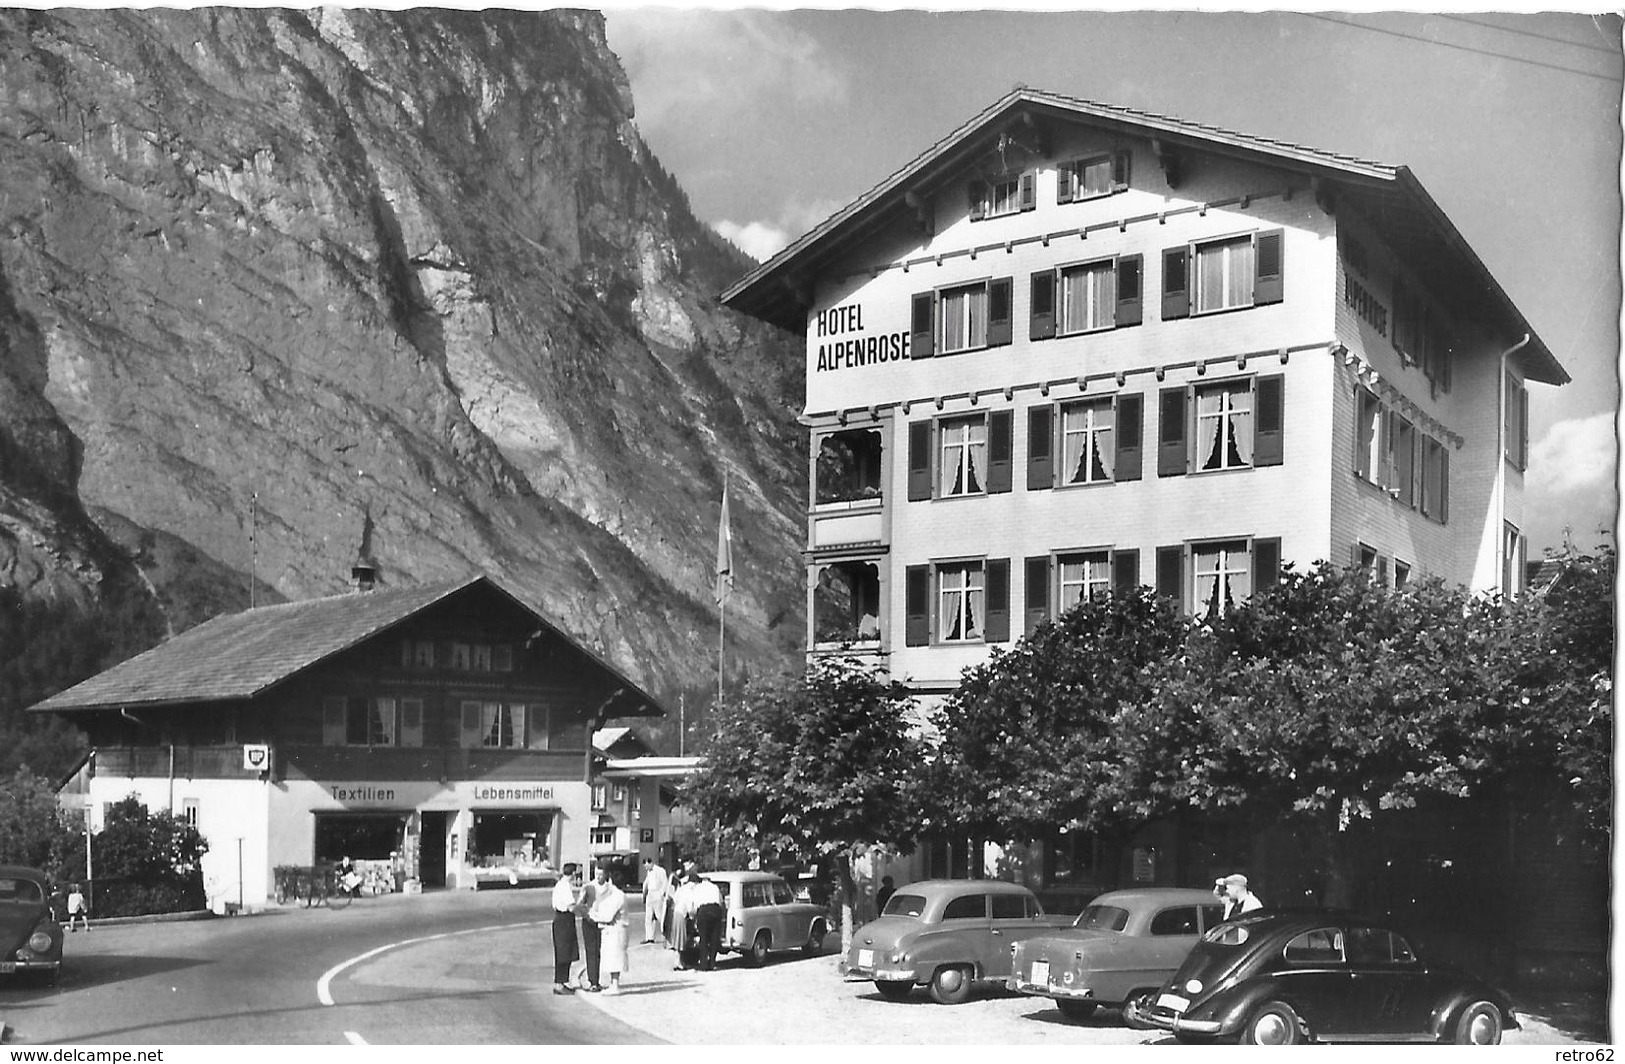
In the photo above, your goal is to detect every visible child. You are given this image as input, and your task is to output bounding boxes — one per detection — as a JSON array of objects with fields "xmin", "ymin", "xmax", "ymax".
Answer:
[{"xmin": 67, "ymin": 884, "xmax": 89, "ymax": 932}]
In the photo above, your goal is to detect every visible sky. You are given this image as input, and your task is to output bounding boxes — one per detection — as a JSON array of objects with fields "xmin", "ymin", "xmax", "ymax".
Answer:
[{"xmin": 602, "ymin": 6, "xmax": 1623, "ymax": 559}]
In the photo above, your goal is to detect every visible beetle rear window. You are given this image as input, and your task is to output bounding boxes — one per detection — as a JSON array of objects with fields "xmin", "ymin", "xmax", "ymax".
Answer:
[
  {"xmin": 1074, "ymin": 904, "xmax": 1130, "ymax": 931},
  {"xmin": 0, "ymin": 878, "xmax": 42, "ymax": 904},
  {"xmin": 1203, "ymin": 924, "xmax": 1250, "ymax": 945},
  {"xmin": 884, "ymin": 893, "xmax": 927, "ymax": 918}
]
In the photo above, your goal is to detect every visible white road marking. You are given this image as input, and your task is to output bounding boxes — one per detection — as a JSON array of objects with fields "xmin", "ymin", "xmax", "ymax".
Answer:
[
  {"xmin": 344, "ymin": 1032, "xmax": 367, "ymax": 1045},
  {"xmin": 316, "ymin": 919, "xmax": 545, "ymax": 1009}
]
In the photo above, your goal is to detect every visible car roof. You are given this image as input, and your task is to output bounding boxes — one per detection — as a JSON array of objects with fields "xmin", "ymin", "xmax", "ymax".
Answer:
[
  {"xmin": 0, "ymin": 866, "xmax": 48, "ymax": 882},
  {"xmin": 897, "ymin": 879, "xmax": 1033, "ymax": 897},
  {"xmin": 1089, "ymin": 887, "xmax": 1222, "ymax": 907},
  {"xmin": 700, "ymin": 870, "xmax": 782, "ymax": 883},
  {"xmin": 1223, "ymin": 908, "xmax": 1385, "ymax": 934}
]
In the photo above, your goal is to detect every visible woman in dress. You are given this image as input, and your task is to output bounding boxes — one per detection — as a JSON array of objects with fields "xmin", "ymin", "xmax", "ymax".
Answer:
[
  {"xmin": 550, "ymin": 863, "xmax": 580, "ymax": 994},
  {"xmin": 587, "ymin": 864, "xmax": 629, "ymax": 994}
]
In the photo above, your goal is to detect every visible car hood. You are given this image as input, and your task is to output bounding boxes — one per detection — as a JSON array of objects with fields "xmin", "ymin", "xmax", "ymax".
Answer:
[{"xmin": 0, "ymin": 903, "xmax": 47, "ymax": 946}]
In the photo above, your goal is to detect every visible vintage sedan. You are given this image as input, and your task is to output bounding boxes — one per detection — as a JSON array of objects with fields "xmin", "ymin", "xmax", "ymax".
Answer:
[
  {"xmin": 1132, "ymin": 910, "xmax": 1519, "ymax": 1044},
  {"xmin": 1008, "ymin": 887, "xmax": 1225, "ymax": 1022},
  {"xmin": 846, "ymin": 879, "xmax": 1070, "ymax": 1004},
  {"xmin": 0, "ymin": 866, "xmax": 63, "ymax": 987}
]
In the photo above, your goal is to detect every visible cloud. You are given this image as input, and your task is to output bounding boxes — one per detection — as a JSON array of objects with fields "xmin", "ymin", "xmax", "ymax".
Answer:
[
  {"xmin": 714, "ymin": 220, "xmax": 791, "ymax": 263},
  {"xmin": 1529, "ymin": 412, "xmax": 1617, "ymax": 495}
]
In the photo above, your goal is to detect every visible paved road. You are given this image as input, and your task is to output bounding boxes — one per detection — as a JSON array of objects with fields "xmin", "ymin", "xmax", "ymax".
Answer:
[{"xmin": 0, "ymin": 890, "xmax": 657, "ymax": 1045}]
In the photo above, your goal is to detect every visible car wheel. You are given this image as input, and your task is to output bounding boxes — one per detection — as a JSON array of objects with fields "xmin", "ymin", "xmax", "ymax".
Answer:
[
  {"xmin": 1121, "ymin": 990, "xmax": 1157, "ymax": 1030},
  {"xmin": 1242, "ymin": 1001, "xmax": 1304, "ymax": 1045},
  {"xmin": 1453, "ymin": 1000, "xmax": 1504, "ymax": 1045},
  {"xmin": 1057, "ymin": 998, "xmax": 1098, "ymax": 1021},
  {"xmin": 803, "ymin": 920, "xmax": 827, "ymax": 955},
  {"xmin": 747, "ymin": 931, "xmax": 771, "ymax": 967},
  {"xmin": 928, "ymin": 964, "xmax": 973, "ymax": 1005}
]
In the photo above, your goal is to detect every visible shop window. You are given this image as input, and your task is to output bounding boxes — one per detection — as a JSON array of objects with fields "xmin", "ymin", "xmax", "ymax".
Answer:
[
  {"xmin": 814, "ymin": 561, "xmax": 881, "ymax": 647},
  {"xmin": 816, "ymin": 428, "xmax": 883, "ymax": 505}
]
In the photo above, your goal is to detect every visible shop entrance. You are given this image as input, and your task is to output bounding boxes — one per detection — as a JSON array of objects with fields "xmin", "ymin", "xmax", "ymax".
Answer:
[{"xmin": 419, "ymin": 811, "xmax": 449, "ymax": 889}]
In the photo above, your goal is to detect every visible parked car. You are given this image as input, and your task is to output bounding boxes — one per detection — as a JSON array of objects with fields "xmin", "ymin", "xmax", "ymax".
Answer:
[
  {"xmin": 1132, "ymin": 909, "xmax": 1519, "ymax": 1044},
  {"xmin": 702, "ymin": 870, "xmax": 829, "ymax": 966},
  {"xmin": 846, "ymin": 879, "xmax": 1070, "ymax": 1004},
  {"xmin": 591, "ymin": 851, "xmax": 642, "ymax": 890},
  {"xmin": 1007, "ymin": 887, "xmax": 1226, "ymax": 1022},
  {"xmin": 0, "ymin": 865, "xmax": 63, "ymax": 987}
]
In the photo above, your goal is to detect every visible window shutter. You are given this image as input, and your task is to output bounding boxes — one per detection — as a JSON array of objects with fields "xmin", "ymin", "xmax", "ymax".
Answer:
[
  {"xmin": 400, "ymin": 699, "xmax": 424, "ymax": 748},
  {"xmin": 510, "ymin": 704, "xmax": 527, "ymax": 749},
  {"xmin": 1115, "ymin": 254, "xmax": 1143, "ymax": 327},
  {"xmin": 1158, "ymin": 386, "xmax": 1188, "ymax": 477},
  {"xmin": 1252, "ymin": 538, "xmax": 1281, "ymax": 590},
  {"xmin": 1376, "ymin": 555, "xmax": 1390, "ymax": 586},
  {"xmin": 987, "ymin": 410, "xmax": 1014, "ymax": 494},
  {"xmin": 1027, "ymin": 405, "xmax": 1054, "ymax": 490},
  {"xmin": 1029, "ymin": 269, "xmax": 1057, "ymax": 340},
  {"xmin": 1115, "ymin": 393, "xmax": 1143, "ymax": 481},
  {"xmin": 1254, "ymin": 374, "xmax": 1284, "ymax": 466},
  {"xmin": 322, "ymin": 697, "xmax": 346, "ymax": 746},
  {"xmin": 1440, "ymin": 447, "xmax": 1450, "ymax": 524},
  {"xmin": 1155, "ymin": 546, "xmax": 1186, "ymax": 612},
  {"xmin": 1112, "ymin": 150, "xmax": 1130, "ymax": 191},
  {"xmin": 910, "ymin": 292, "xmax": 935, "ymax": 359},
  {"xmin": 1023, "ymin": 555, "xmax": 1051, "ymax": 634},
  {"xmin": 907, "ymin": 420, "xmax": 933, "ymax": 501},
  {"xmin": 968, "ymin": 180, "xmax": 987, "ymax": 221},
  {"xmin": 1254, "ymin": 229, "xmax": 1284, "ymax": 305},
  {"xmin": 459, "ymin": 701, "xmax": 483, "ymax": 748},
  {"xmin": 987, "ymin": 276, "xmax": 1014, "ymax": 347},
  {"xmin": 904, "ymin": 565, "xmax": 930, "ymax": 646},
  {"xmin": 1111, "ymin": 549, "xmax": 1140, "ymax": 594},
  {"xmin": 527, "ymin": 704, "xmax": 551, "ymax": 750},
  {"xmin": 1161, "ymin": 246, "xmax": 1190, "ymax": 320},
  {"xmin": 1517, "ymin": 385, "xmax": 1529, "ymax": 471},
  {"xmin": 1350, "ymin": 542, "xmax": 1365, "ymax": 572},
  {"xmin": 1018, "ymin": 172, "xmax": 1036, "ymax": 212},
  {"xmin": 1057, "ymin": 164, "xmax": 1074, "ymax": 204},
  {"xmin": 984, "ymin": 558, "xmax": 1011, "ymax": 643}
]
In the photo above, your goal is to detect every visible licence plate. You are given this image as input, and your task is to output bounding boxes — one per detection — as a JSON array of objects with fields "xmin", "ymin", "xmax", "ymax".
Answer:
[
  {"xmin": 1156, "ymin": 992, "xmax": 1189, "ymax": 1013},
  {"xmin": 0, "ymin": 962, "xmax": 13, "ymax": 974},
  {"xmin": 857, "ymin": 948, "xmax": 874, "ymax": 969},
  {"xmin": 1030, "ymin": 960, "xmax": 1050, "ymax": 985}
]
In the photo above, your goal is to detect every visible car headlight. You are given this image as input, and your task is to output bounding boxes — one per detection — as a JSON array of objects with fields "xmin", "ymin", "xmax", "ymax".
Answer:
[
  {"xmin": 28, "ymin": 930, "xmax": 53, "ymax": 953},
  {"xmin": 1184, "ymin": 979, "xmax": 1204, "ymax": 994},
  {"xmin": 890, "ymin": 950, "xmax": 907, "ymax": 964}
]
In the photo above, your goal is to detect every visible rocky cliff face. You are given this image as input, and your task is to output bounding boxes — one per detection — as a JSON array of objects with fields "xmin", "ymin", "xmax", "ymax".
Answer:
[{"xmin": 0, "ymin": 8, "xmax": 807, "ymax": 708}]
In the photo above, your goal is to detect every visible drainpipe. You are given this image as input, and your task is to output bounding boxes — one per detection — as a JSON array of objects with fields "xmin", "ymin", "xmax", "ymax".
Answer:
[{"xmin": 1496, "ymin": 334, "xmax": 1531, "ymax": 594}]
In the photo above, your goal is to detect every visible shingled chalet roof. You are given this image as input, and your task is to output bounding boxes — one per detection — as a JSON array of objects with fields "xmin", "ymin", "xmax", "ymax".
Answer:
[
  {"xmin": 30, "ymin": 575, "xmax": 661, "ymax": 716},
  {"xmin": 721, "ymin": 87, "xmax": 1566, "ymax": 386}
]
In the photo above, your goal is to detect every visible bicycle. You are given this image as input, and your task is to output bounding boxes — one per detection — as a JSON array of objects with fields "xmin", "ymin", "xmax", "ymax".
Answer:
[{"xmin": 317, "ymin": 866, "xmax": 355, "ymax": 909}]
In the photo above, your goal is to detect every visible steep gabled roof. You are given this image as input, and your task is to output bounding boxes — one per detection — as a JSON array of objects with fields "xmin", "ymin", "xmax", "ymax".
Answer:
[
  {"xmin": 30, "ymin": 574, "xmax": 662, "ymax": 716},
  {"xmin": 721, "ymin": 87, "xmax": 1566, "ymax": 386}
]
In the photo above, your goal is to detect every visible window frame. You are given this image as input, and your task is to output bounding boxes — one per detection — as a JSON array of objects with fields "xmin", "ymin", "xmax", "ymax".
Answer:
[
  {"xmin": 1191, "ymin": 538, "xmax": 1254, "ymax": 618},
  {"xmin": 1058, "ymin": 397, "xmax": 1116, "ymax": 486},
  {"xmin": 1059, "ymin": 151, "xmax": 1128, "ymax": 202},
  {"xmin": 326, "ymin": 695, "xmax": 422, "ymax": 749},
  {"xmin": 937, "ymin": 412, "xmax": 991, "ymax": 498},
  {"xmin": 938, "ymin": 278, "xmax": 991, "ymax": 355},
  {"xmin": 1191, "ymin": 378, "xmax": 1255, "ymax": 473},
  {"xmin": 1057, "ymin": 256, "xmax": 1119, "ymax": 335},
  {"xmin": 1191, "ymin": 232, "xmax": 1257, "ymax": 315},
  {"xmin": 936, "ymin": 559, "xmax": 987, "ymax": 644},
  {"xmin": 1056, "ymin": 550, "xmax": 1112, "ymax": 613}
]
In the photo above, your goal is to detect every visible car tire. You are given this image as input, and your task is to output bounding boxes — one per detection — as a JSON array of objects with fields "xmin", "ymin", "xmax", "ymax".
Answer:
[
  {"xmin": 1242, "ymin": 1001, "xmax": 1304, "ymax": 1045},
  {"xmin": 875, "ymin": 980, "xmax": 913, "ymax": 1001},
  {"xmin": 1057, "ymin": 998, "xmax": 1098, "ymax": 1021},
  {"xmin": 1453, "ymin": 1000, "xmax": 1504, "ymax": 1045},
  {"xmin": 747, "ymin": 931, "xmax": 771, "ymax": 967},
  {"xmin": 803, "ymin": 920, "xmax": 827, "ymax": 956},
  {"xmin": 928, "ymin": 964, "xmax": 973, "ymax": 1005},
  {"xmin": 1121, "ymin": 991, "xmax": 1157, "ymax": 1030}
]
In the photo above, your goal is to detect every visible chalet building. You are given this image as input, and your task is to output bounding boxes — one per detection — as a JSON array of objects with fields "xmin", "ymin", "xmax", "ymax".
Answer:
[
  {"xmin": 722, "ymin": 88, "xmax": 1582, "ymax": 954},
  {"xmin": 35, "ymin": 574, "xmax": 665, "ymax": 909},
  {"xmin": 589, "ymin": 726, "xmax": 699, "ymax": 867}
]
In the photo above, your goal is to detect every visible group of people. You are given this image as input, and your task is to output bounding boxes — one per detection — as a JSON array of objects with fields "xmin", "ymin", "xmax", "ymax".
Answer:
[
  {"xmin": 642, "ymin": 858, "xmax": 725, "ymax": 971},
  {"xmin": 550, "ymin": 863, "xmax": 629, "ymax": 995},
  {"xmin": 1214, "ymin": 872, "xmax": 1263, "ymax": 919}
]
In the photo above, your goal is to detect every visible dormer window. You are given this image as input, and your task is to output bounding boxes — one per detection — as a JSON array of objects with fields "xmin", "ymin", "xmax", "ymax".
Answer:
[
  {"xmin": 969, "ymin": 172, "xmax": 1036, "ymax": 220},
  {"xmin": 1058, "ymin": 151, "xmax": 1129, "ymax": 203}
]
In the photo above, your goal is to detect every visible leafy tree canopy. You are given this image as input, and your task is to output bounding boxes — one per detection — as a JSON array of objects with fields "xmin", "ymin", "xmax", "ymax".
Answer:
[{"xmin": 0, "ymin": 765, "xmax": 80, "ymax": 872}]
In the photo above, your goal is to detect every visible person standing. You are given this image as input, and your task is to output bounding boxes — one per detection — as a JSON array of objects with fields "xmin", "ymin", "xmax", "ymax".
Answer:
[
  {"xmin": 1215, "ymin": 873, "xmax": 1264, "ymax": 919},
  {"xmin": 589, "ymin": 865, "xmax": 629, "ymax": 994},
  {"xmin": 690, "ymin": 873, "xmax": 725, "ymax": 971},
  {"xmin": 876, "ymin": 875, "xmax": 896, "ymax": 915},
  {"xmin": 641, "ymin": 857, "xmax": 669, "ymax": 944},
  {"xmin": 550, "ymin": 864, "xmax": 580, "ymax": 994},
  {"xmin": 66, "ymin": 884, "xmax": 89, "ymax": 932},
  {"xmin": 575, "ymin": 864, "xmax": 602, "ymax": 991},
  {"xmin": 852, "ymin": 844, "xmax": 876, "ymax": 924}
]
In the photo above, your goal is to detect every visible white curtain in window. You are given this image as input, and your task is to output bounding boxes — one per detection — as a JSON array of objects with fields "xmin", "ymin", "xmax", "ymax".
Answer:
[
  {"xmin": 1197, "ymin": 390, "xmax": 1224, "ymax": 470},
  {"xmin": 1062, "ymin": 263, "xmax": 1113, "ymax": 331},
  {"xmin": 1196, "ymin": 240, "xmax": 1253, "ymax": 312},
  {"xmin": 941, "ymin": 569, "xmax": 965, "ymax": 641},
  {"xmin": 1228, "ymin": 387, "xmax": 1252, "ymax": 466},
  {"xmin": 964, "ymin": 567, "xmax": 984, "ymax": 639},
  {"xmin": 966, "ymin": 422, "xmax": 985, "ymax": 492},
  {"xmin": 371, "ymin": 698, "xmax": 396, "ymax": 746},
  {"xmin": 1226, "ymin": 242, "xmax": 1255, "ymax": 307},
  {"xmin": 941, "ymin": 288, "xmax": 968, "ymax": 351}
]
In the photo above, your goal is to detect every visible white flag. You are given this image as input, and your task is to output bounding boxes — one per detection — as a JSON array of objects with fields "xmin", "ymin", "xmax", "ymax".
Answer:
[{"xmin": 715, "ymin": 480, "xmax": 734, "ymax": 605}]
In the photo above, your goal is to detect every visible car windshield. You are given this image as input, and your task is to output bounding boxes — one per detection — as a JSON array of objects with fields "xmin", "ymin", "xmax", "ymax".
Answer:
[
  {"xmin": 883, "ymin": 893, "xmax": 927, "ymax": 918},
  {"xmin": 1074, "ymin": 904, "xmax": 1130, "ymax": 931},
  {"xmin": 0, "ymin": 878, "xmax": 43, "ymax": 904}
]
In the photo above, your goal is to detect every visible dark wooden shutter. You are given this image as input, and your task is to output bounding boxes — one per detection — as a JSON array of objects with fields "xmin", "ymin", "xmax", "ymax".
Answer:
[
  {"xmin": 907, "ymin": 420, "xmax": 933, "ymax": 501},
  {"xmin": 1155, "ymin": 546, "xmax": 1186, "ymax": 612},
  {"xmin": 905, "ymin": 565, "xmax": 930, "ymax": 646},
  {"xmin": 1517, "ymin": 385, "xmax": 1529, "ymax": 471},
  {"xmin": 987, "ymin": 410, "xmax": 1013, "ymax": 494},
  {"xmin": 1024, "ymin": 555, "xmax": 1051, "ymax": 634},
  {"xmin": 322, "ymin": 697, "xmax": 346, "ymax": 746},
  {"xmin": 1162, "ymin": 246, "xmax": 1190, "ymax": 320},
  {"xmin": 1254, "ymin": 229, "xmax": 1284, "ymax": 305},
  {"xmin": 1254, "ymin": 374, "xmax": 1284, "ymax": 466},
  {"xmin": 988, "ymin": 277, "xmax": 1013, "ymax": 347},
  {"xmin": 1111, "ymin": 549, "xmax": 1140, "ymax": 594},
  {"xmin": 1115, "ymin": 254, "xmax": 1143, "ymax": 327},
  {"xmin": 1376, "ymin": 555, "xmax": 1389, "ymax": 586},
  {"xmin": 968, "ymin": 180, "xmax": 987, "ymax": 221},
  {"xmin": 1115, "ymin": 393, "xmax": 1143, "ymax": 481},
  {"xmin": 460, "ymin": 701, "xmax": 483, "ymax": 748},
  {"xmin": 1027, "ymin": 405, "xmax": 1054, "ymax": 491},
  {"xmin": 400, "ymin": 699, "xmax": 424, "ymax": 748},
  {"xmin": 1158, "ymin": 386, "xmax": 1188, "ymax": 477},
  {"xmin": 984, "ymin": 559, "xmax": 1011, "ymax": 643},
  {"xmin": 1057, "ymin": 164, "xmax": 1074, "ymax": 204},
  {"xmin": 1112, "ymin": 150, "xmax": 1130, "ymax": 191},
  {"xmin": 1018, "ymin": 172, "xmax": 1036, "ymax": 212},
  {"xmin": 1440, "ymin": 447, "xmax": 1450, "ymax": 524},
  {"xmin": 1030, "ymin": 269, "xmax": 1057, "ymax": 340},
  {"xmin": 910, "ymin": 292, "xmax": 935, "ymax": 359},
  {"xmin": 1252, "ymin": 537, "xmax": 1281, "ymax": 591}
]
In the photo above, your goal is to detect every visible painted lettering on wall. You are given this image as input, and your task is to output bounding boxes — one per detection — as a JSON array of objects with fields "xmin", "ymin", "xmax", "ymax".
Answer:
[
  {"xmin": 814, "ymin": 301, "xmax": 909, "ymax": 372},
  {"xmin": 331, "ymin": 785, "xmax": 396, "ymax": 802},
  {"xmin": 472, "ymin": 785, "xmax": 555, "ymax": 802}
]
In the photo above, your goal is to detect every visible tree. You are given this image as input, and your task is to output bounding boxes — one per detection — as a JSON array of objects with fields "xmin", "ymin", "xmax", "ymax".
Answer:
[
  {"xmin": 86, "ymin": 796, "xmax": 209, "ymax": 917},
  {"xmin": 683, "ymin": 657, "xmax": 926, "ymax": 959},
  {"xmin": 922, "ymin": 585, "xmax": 1187, "ymax": 845},
  {"xmin": 0, "ymin": 766, "xmax": 80, "ymax": 872}
]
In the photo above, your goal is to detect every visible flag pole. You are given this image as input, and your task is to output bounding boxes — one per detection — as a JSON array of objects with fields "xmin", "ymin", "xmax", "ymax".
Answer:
[{"xmin": 717, "ymin": 477, "xmax": 729, "ymax": 710}]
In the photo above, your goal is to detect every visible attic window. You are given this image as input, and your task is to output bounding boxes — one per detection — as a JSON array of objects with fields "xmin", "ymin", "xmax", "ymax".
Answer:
[
  {"xmin": 1059, "ymin": 152, "xmax": 1129, "ymax": 203},
  {"xmin": 970, "ymin": 172, "xmax": 1036, "ymax": 220}
]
